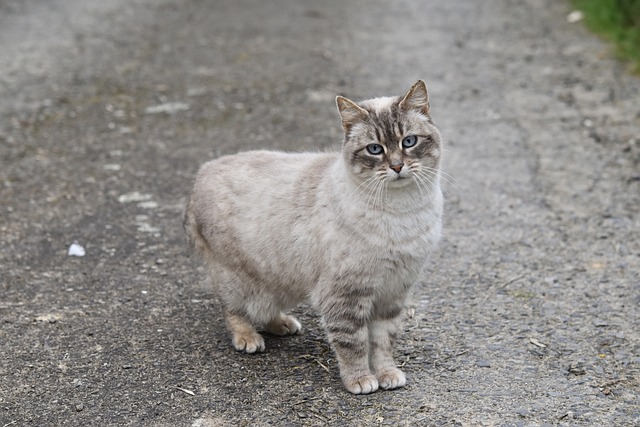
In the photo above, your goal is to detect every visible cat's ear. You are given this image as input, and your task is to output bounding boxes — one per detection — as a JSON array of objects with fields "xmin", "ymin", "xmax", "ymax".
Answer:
[
  {"xmin": 336, "ymin": 96, "xmax": 369, "ymax": 131},
  {"xmin": 399, "ymin": 80, "xmax": 430, "ymax": 115}
]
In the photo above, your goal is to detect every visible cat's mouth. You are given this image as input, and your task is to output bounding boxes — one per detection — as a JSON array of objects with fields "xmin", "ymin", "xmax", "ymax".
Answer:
[
  {"xmin": 386, "ymin": 173, "xmax": 413, "ymax": 188},
  {"xmin": 390, "ymin": 172, "xmax": 409, "ymax": 181}
]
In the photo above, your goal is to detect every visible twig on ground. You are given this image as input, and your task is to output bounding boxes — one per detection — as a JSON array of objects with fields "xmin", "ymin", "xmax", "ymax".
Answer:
[
  {"xmin": 529, "ymin": 337, "xmax": 547, "ymax": 348},
  {"xmin": 316, "ymin": 359, "xmax": 331, "ymax": 373},
  {"xmin": 444, "ymin": 349, "xmax": 469, "ymax": 360},
  {"xmin": 292, "ymin": 396, "xmax": 324, "ymax": 405},
  {"xmin": 499, "ymin": 274, "xmax": 526, "ymax": 289},
  {"xmin": 175, "ymin": 386, "xmax": 195, "ymax": 396}
]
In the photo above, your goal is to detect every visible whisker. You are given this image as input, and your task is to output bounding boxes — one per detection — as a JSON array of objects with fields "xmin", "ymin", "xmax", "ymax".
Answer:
[
  {"xmin": 375, "ymin": 179, "xmax": 385, "ymax": 210},
  {"xmin": 407, "ymin": 165, "xmax": 429, "ymax": 196},
  {"xmin": 355, "ymin": 175, "xmax": 378, "ymax": 193},
  {"xmin": 411, "ymin": 174, "xmax": 427, "ymax": 198},
  {"xmin": 421, "ymin": 166, "xmax": 458, "ymax": 185},
  {"xmin": 363, "ymin": 181, "xmax": 374, "ymax": 207},
  {"xmin": 420, "ymin": 167, "xmax": 459, "ymax": 190},
  {"xmin": 351, "ymin": 175, "xmax": 379, "ymax": 199},
  {"xmin": 371, "ymin": 181, "xmax": 379, "ymax": 210},
  {"xmin": 417, "ymin": 170, "xmax": 454, "ymax": 210},
  {"xmin": 365, "ymin": 177, "xmax": 382, "ymax": 208},
  {"xmin": 368, "ymin": 174, "xmax": 387, "ymax": 210},
  {"xmin": 413, "ymin": 172, "xmax": 433, "ymax": 200},
  {"xmin": 435, "ymin": 169, "xmax": 457, "ymax": 183},
  {"xmin": 416, "ymin": 170, "xmax": 438, "ymax": 189},
  {"xmin": 376, "ymin": 180, "xmax": 385, "ymax": 209},
  {"xmin": 416, "ymin": 170, "xmax": 440, "ymax": 195},
  {"xmin": 382, "ymin": 180, "xmax": 388, "ymax": 209}
]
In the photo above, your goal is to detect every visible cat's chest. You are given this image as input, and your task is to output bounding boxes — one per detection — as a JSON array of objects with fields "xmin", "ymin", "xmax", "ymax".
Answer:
[
  {"xmin": 327, "ymin": 205, "xmax": 441, "ymax": 268},
  {"xmin": 357, "ymin": 201, "xmax": 439, "ymax": 242}
]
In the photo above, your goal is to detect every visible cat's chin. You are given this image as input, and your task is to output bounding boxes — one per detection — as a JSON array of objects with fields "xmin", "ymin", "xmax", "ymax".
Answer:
[{"xmin": 385, "ymin": 175, "xmax": 414, "ymax": 189}]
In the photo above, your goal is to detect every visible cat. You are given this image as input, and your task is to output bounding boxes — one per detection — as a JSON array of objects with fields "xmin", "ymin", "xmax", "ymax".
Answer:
[{"xmin": 184, "ymin": 80, "xmax": 443, "ymax": 394}]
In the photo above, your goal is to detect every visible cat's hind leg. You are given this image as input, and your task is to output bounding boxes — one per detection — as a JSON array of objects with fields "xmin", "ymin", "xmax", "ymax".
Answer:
[
  {"xmin": 225, "ymin": 310, "xmax": 299, "ymax": 352},
  {"xmin": 211, "ymin": 263, "xmax": 300, "ymax": 351},
  {"xmin": 225, "ymin": 312, "xmax": 265, "ymax": 353},
  {"xmin": 264, "ymin": 312, "xmax": 302, "ymax": 336},
  {"xmin": 210, "ymin": 264, "xmax": 272, "ymax": 353}
]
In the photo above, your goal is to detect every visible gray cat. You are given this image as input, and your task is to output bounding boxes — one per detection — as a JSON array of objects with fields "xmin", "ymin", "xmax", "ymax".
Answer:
[{"xmin": 184, "ymin": 80, "xmax": 443, "ymax": 394}]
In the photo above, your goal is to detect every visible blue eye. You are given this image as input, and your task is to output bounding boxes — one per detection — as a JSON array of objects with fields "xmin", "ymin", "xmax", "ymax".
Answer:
[
  {"xmin": 366, "ymin": 144, "xmax": 384, "ymax": 155},
  {"xmin": 402, "ymin": 135, "xmax": 417, "ymax": 148}
]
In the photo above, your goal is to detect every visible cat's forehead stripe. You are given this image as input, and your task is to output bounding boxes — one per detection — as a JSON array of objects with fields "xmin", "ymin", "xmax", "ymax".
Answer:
[
  {"xmin": 367, "ymin": 107, "xmax": 400, "ymax": 146},
  {"xmin": 374, "ymin": 126, "xmax": 382, "ymax": 143}
]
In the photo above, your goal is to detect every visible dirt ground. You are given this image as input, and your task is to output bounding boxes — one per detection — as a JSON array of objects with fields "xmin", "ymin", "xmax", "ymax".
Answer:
[{"xmin": 1, "ymin": 0, "xmax": 638, "ymax": 425}]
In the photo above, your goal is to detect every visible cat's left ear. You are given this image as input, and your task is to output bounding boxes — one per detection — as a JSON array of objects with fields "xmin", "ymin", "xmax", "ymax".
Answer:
[
  {"xmin": 336, "ymin": 96, "xmax": 369, "ymax": 132},
  {"xmin": 399, "ymin": 80, "xmax": 430, "ymax": 116}
]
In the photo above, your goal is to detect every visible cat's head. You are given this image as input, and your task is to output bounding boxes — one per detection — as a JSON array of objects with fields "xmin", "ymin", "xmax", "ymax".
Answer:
[{"xmin": 336, "ymin": 80, "xmax": 442, "ymax": 192}]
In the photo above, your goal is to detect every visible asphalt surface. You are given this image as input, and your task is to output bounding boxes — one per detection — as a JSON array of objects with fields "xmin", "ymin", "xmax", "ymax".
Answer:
[{"xmin": 1, "ymin": 0, "xmax": 639, "ymax": 426}]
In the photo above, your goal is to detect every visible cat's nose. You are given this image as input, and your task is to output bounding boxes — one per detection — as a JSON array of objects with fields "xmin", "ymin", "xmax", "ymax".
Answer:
[{"xmin": 390, "ymin": 163, "xmax": 404, "ymax": 173}]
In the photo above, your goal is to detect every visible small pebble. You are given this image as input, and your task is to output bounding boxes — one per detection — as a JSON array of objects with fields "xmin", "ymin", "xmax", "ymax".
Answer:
[
  {"xmin": 68, "ymin": 243, "xmax": 86, "ymax": 257},
  {"xmin": 567, "ymin": 10, "xmax": 584, "ymax": 23}
]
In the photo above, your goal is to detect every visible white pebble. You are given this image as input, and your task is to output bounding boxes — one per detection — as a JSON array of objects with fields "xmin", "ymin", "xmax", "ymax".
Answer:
[
  {"xmin": 68, "ymin": 243, "xmax": 86, "ymax": 257},
  {"xmin": 144, "ymin": 102, "xmax": 189, "ymax": 114},
  {"xmin": 118, "ymin": 192, "xmax": 153, "ymax": 203},
  {"xmin": 567, "ymin": 10, "xmax": 584, "ymax": 24}
]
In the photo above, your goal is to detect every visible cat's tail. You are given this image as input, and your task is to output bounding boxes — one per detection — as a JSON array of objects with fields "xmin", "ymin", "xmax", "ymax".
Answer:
[{"xmin": 183, "ymin": 195, "xmax": 210, "ymax": 258}]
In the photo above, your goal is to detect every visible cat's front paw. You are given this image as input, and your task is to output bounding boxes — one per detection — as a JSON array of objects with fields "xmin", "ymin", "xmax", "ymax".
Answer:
[
  {"xmin": 231, "ymin": 331, "xmax": 265, "ymax": 353},
  {"xmin": 343, "ymin": 374, "xmax": 379, "ymax": 395},
  {"xmin": 376, "ymin": 367, "xmax": 406, "ymax": 390},
  {"xmin": 265, "ymin": 314, "xmax": 302, "ymax": 336}
]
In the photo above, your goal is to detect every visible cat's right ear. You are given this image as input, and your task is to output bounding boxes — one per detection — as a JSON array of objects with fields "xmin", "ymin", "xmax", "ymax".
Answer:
[
  {"xmin": 399, "ymin": 80, "xmax": 430, "ymax": 116},
  {"xmin": 336, "ymin": 96, "xmax": 369, "ymax": 132}
]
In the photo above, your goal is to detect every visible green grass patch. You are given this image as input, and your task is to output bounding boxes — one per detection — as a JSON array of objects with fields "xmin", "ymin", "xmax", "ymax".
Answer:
[{"xmin": 571, "ymin": 0, "xmax": 640, "ymax": 71}]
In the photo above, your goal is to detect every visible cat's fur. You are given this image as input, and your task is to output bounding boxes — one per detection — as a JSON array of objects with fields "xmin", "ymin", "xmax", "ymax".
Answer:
[{"xmin": 184, "ymin": 80, "xmax": 443, "ymax": 394}]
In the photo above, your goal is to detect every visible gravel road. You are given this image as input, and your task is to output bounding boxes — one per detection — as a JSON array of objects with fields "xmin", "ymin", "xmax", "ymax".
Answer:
[{"xmin": 1, "ymin": 0, "xmax": 638, "ymax": 425}]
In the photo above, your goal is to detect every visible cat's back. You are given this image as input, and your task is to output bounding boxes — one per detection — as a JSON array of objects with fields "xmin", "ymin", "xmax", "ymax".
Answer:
[
  {"xmin": 187, "ymin": 150, "xmax": 336, "ymax": 234},
  {"xmin": 185, "ymin": 149, "xmax": 337, "ymax": 270},
  {"xmin": 193, "ymin": 150, "xmax": 335, "ymax": 199}
]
